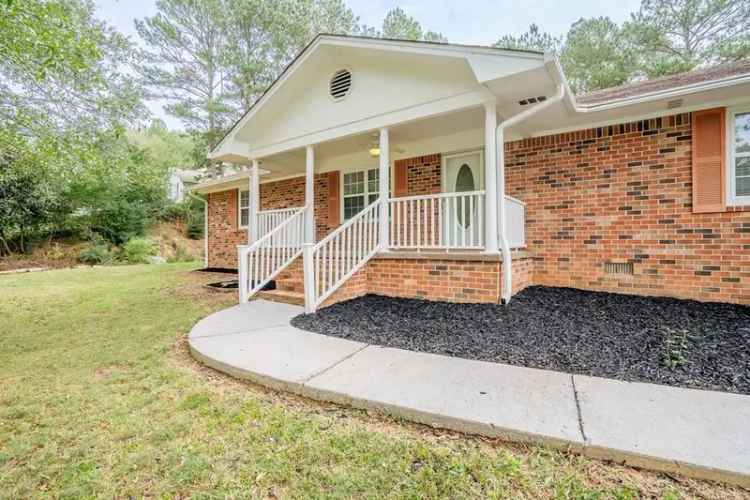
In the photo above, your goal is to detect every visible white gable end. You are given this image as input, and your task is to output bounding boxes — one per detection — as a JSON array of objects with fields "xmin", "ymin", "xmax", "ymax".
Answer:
[{"xmin": 236, "ymin": 47, "xmax": 480, "ymax": 152}]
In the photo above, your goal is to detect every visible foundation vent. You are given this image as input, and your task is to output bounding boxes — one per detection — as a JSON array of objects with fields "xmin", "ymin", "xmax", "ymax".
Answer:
[
  {"xmin": 519, "ymin": 95, "xmax": 547, "ymax": 106},
  {"xmin": 329, "ymin": 69, "xmax": 352, "ymax": 100},
  {"xmin": 667, "ymin": 98, "xmax": 683, "ymax": 109},
  {"xmin": 604, "ymin": 261, "xmax": 634, "ymax": 275}
]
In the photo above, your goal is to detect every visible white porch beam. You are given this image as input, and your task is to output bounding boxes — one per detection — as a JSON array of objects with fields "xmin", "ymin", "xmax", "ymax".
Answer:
[
  {"xmin": 378, "ymin": 128, "xmax": 390, "ymax": 250},
  {"xmin": 305, "ymin": 145, "xmax": 315, "ymax": 243},
  {"xmin": 484, "ymin": 102, "xmax": 499, "ymax": 254},
  {"xmin": 249, "ymin": 159, "xmax": 260, "ymax": 242}
]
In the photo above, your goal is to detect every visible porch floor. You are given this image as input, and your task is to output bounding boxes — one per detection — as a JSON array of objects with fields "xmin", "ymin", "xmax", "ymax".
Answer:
[
  {"xmin": 189, "ymin": 298, "xmax": 750, "ymax": 487},
  {"xmin": 292, "ymin": 287, "xmax": 750, "ymax": 395}
]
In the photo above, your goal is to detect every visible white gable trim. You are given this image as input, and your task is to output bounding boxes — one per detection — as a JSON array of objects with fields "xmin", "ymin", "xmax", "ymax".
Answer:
[
  {"xmin": 247, "ymin": 88, "xmax": 493, "ymax": 159},
  {"xmin": 210, "ymin": 34, "xmax": 544, "ymax": 160}
]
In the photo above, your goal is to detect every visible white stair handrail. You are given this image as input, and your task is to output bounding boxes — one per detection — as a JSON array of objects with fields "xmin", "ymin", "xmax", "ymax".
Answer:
[
  {"xmin": 304, "ymin": 198, "xmax": 381, "ymax": 312},
  {"xmin": 238, "ymin": 206, "xmax": 306, "ymax": 303},
  {"xmin": 256, "ymin": 207, "xmax": 303, "ymax": 238}
]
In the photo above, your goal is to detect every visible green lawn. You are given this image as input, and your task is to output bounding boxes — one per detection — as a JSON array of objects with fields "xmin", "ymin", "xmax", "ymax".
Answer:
[{"xmin": 0, "ymin": 264, "xmax": 744, "ymax": 498}]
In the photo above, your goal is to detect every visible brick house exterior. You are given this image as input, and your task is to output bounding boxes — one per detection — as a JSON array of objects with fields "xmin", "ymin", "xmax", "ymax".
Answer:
[
  {"xmin": 205, "ymin": 110, "xmax": 750, "ymax": 306},
  {"xmin": 196, "ymin": 37, "xmax": 750, "ymax": 310}
]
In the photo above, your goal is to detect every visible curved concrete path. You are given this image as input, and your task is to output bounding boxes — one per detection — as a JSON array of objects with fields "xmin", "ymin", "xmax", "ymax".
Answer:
[{"xmin": 189, "ymin": 299, "xmax": 750, "ymax": 488}]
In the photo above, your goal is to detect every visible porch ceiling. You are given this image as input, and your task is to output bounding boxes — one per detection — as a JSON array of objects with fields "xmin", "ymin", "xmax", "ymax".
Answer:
[{"xmin": 256, "ymin": 107, "xmax": 487, "ymax": 181}]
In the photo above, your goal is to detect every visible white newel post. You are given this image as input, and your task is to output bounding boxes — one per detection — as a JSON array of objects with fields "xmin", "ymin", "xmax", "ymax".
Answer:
[
  {"xmin": 249, "ymin": 159, "xmax": 260, "ymax": 242},
  {"xmin": 484, "ymin": 101, "xmax": 499, "ymax": 253},
  {"xmin": 378, "ymin": 127, "xmax": 390, "ymax": 250},
  {"xmin": 303, "ymin": 145, "xmax": 315, "ymax": 313}
]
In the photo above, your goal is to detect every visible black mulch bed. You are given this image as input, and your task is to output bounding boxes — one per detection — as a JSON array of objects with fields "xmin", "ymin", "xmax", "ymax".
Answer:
[{"xmin": 291, "ymin": 287, "xmax": 750, "ymax": 395}]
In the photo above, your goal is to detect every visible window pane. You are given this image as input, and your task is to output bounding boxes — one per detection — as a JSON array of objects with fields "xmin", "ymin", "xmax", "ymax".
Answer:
[
  {"xmin": 240, "ymin": 209, "xmax": 249, "ymax": 227},
  {"xmin": 344, "ymin": 195, "xmax": 365, "ymax": 219},
  {"xmin": 737, "ymin": 156, "xmax": 750, "ymax": 196},
  {"xmin": 343, "ymin": 171, "xmax": 364, "ymax": 195},
  {"xmin": 735, "ymin": 112, "xmax": 750, "ymax": 154},
  {"xmin": 737, "ymin": 177, "xmax": 750, "ymax": 197},
  {"xmin": 240, "ymin": 190, "xmax": 250, "ymax": 208},
  {"xmin": 367, "ymin": 168, "xmax": 379, "ymax": 193},
  {"xmin": 367, "ymin": 193, "xmax": 378, "ymax": 205}
]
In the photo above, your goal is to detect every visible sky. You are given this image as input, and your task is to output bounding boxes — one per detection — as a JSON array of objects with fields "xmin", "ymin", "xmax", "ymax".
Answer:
[{"xmin": 94, "ymin": 0, "xmax": 642, "ymax": 129}]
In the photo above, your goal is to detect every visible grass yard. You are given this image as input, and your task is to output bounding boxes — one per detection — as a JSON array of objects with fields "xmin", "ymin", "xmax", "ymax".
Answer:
[{"xmin": 0, "ymin": 264, "xmax": 746, "ymax": 498}]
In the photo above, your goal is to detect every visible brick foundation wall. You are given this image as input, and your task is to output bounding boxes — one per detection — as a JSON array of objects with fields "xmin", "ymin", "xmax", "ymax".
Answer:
[
  {"xmin": 207, "ymin": 190, "xmax": 246, "ymax": 268},
  {"xmin": 322, "ymin": 252, "xmax": 534, "ymax": 308},
  {"xmin": 506, "ymin": 112, "xmax": 750, "ymax": 304}
]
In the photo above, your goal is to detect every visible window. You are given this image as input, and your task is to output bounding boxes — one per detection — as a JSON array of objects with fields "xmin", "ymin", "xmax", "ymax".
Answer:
[
  {"xmin": 238, "ymin": 190, "xmax": 250, "ymax": 227},
  {"xmin": 343, "ymin": 168, "xmax": 379, "ymax": 220},
  {"xmin": 729, "ymin": 108, "xmax": 750, "ymax": 204}
]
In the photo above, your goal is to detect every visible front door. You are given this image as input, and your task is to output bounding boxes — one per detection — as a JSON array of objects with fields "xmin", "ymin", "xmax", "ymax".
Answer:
[{"xmin": 443, "ymin": 151, "xmax": 483, "ymax": 247}]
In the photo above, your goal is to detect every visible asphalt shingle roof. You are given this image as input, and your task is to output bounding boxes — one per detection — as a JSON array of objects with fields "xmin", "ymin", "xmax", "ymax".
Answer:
[{"xmin": 577, "ymin": 59, "xmax": 750, "ymax": 106}]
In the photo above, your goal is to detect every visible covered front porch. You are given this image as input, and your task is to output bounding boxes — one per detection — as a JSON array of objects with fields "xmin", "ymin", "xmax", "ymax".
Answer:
[{"xmin": 232, "ymin": 104, "xmax": 531, "ymax": 312}]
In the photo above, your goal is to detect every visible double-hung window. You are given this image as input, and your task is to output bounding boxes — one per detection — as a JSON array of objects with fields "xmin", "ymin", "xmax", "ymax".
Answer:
[
  {"xmin": 238, "ymin": 189, "xmax": 250, "ymax": 227},
  {"xmin": 729, "ymin": 107, "xmax": 750, "ymax": 205},
  {"xmin": 342, "ymin": 168, "xmax": 379, "ymax": 220}
]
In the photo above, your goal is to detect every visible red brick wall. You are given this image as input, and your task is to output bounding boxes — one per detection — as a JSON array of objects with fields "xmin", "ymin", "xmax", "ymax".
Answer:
[
  {"xmin": 207, "ymin": 189, "xmax": 246, "ymax": 269},
  {"xmin": 399, "ymin": 153, "xmax": 442, "ymax": 196},
  {"xmin": 506, "ymin": 112, "xmax": 750, "ymax": 304},
  {"xmin": 259, "ymin": 173, "xmax": 336, "ymax": 240},
  {"xmin": 321, "ymin": 252, "xmax": 533, "ymax": 307}
]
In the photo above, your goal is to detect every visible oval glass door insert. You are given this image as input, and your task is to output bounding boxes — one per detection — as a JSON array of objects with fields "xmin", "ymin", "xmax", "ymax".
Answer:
[{"xmin": 455, "ymin": 163, "xmax": 474, "ymax": 228}]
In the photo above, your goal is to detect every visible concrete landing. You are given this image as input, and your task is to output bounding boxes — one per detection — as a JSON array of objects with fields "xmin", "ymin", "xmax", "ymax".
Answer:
[{"xmin": 188, "ymin": 300, "xmax": 750, "ymax": 488}]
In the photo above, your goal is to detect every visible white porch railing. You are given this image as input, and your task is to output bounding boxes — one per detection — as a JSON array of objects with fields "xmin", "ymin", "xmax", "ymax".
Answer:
[
  {"xmin": 305, "ymin": 199, "xmax": 380, "ymax": 312},
  {"xmin": 388, "ymin": 191, "xmax": 525, "ymax": 250},
  {"xmin": 256, "ymin": 207, "xmax": 302, "ymax": 238},
  {"xmin": 505, "ymin": 196, "xmax": 525, "ymax": 249},
  {"xmin": 238, "ymin": 206, "xmax": 306, "ymax": 303},
  {"xmin": 388, "ymin": 190, "xmax": 485, "ymax": 250}
]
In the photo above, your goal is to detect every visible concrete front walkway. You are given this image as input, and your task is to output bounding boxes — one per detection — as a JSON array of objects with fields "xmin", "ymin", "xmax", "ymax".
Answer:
[{"xmin": 189, "ymin": 300, "xmax": 750, "ymax": 488}]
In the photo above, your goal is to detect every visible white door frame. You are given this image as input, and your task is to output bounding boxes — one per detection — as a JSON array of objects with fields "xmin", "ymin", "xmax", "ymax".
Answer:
[
  {"xmin": 440, "ymin": 149, "xmax": 484, "ymax": 193},
  {"xmin": 441, "ymin": 149, "xmax": 484, "ymax": 247}
]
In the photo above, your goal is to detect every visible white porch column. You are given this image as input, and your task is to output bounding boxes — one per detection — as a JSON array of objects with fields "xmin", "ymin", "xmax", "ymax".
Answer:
[
  {"xmin": 305, "ymin": 145, "xmax": 315, "ymax": 244},
  {"xmin": 249, "ymin": 159, "xmax": 260, "ymax": 242},
  {"xmin": 484, "ymin": 101, "xmax": 499, "ymax": 253},
  {"xmin": 378, "ymin": 127, "xmax": 390, "ymax": 250}
]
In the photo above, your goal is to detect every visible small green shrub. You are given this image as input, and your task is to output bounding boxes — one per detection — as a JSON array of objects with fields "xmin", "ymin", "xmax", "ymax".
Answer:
[
  {"xmin": 78, "ymin": 240, "xmax": 114, "ymax": 265},
  {"xmin": 121, "ymin": 238, "xmax": 156, "ymax": 264}
]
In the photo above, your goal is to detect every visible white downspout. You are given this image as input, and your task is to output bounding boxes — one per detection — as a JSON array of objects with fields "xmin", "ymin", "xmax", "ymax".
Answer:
[
  {"xmin": 186, "ymin": 191, "xmax": 209, "ymax": 269},
  {"xmin": 496, "ymin": 84, "xmax": 565, "ymax": 304}
]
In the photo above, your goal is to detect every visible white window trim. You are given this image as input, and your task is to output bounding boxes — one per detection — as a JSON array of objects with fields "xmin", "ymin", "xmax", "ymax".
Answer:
[
  {"xmin": 238, "ymin": 188, "xmax": 250, "ymax": 228},
  {"xmin": 340, "ymin": 165, "xmax": 381, "ymax": 221},
  {"xmin": 727, "ymin": 105, "xmax": 750, "ymax": 206}
]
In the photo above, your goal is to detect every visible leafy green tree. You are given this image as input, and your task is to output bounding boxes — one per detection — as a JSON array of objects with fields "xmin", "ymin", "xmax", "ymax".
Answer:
[
  {"xmin": 561, "ymin": 18, "xmax": 636, "ymax": 93},
  {"xmin": 379, "ymin": 7, "xmax": 447, "ymax": 42},
  {"xmin": 625, "ymin": 0, "xmax": 750, "ymax": 77},
  {"xmin": 494, "ymin": 23, "xmax": 562, "ymax": 53},
  {"xmin": 1, "ymin": 0, "xmax": 144, "ymax": 138},
  {"xmin": 135, "ymin": 0, "xmax": 232, "ymax": 149}
]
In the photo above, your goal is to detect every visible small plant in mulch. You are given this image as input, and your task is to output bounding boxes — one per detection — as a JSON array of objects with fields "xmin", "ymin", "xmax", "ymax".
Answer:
[{"xmin": 661, "ymin": 327, "xmax": 692, "ymax": 370}]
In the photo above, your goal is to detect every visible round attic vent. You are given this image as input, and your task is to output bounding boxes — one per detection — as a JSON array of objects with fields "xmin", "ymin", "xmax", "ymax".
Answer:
[{"xmin": 329, "ymin": 69, "xmax": 352, "ymax": 100}]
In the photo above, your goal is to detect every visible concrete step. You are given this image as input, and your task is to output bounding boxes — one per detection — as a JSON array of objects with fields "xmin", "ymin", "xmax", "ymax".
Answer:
[{"xmin": 256, "ymin": 289, "xmax": 305, "ymax": 306}]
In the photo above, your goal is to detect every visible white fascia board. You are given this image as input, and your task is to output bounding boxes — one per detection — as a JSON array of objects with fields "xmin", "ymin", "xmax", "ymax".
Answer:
[
  {"xmin": 574, "ymin": 73, "xmax": 750, "ymax": 112},
  {"xmin": 247, "ymin": 89, "xmax": 490, "ymax": 159},
  {"xmin": 532, "ymin": 95, "xmax": 750, "ymax": 138},
  {"xmin": 467, "ymin": 53, "xmax": 545, "ymax": 83},
  {"xmin": 318, "ymin": 36, "xmax": 545, "ymax": 61},
  {"xmin": 190, "ymin": 169, "xmax": 271, "ymax": 194}
]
